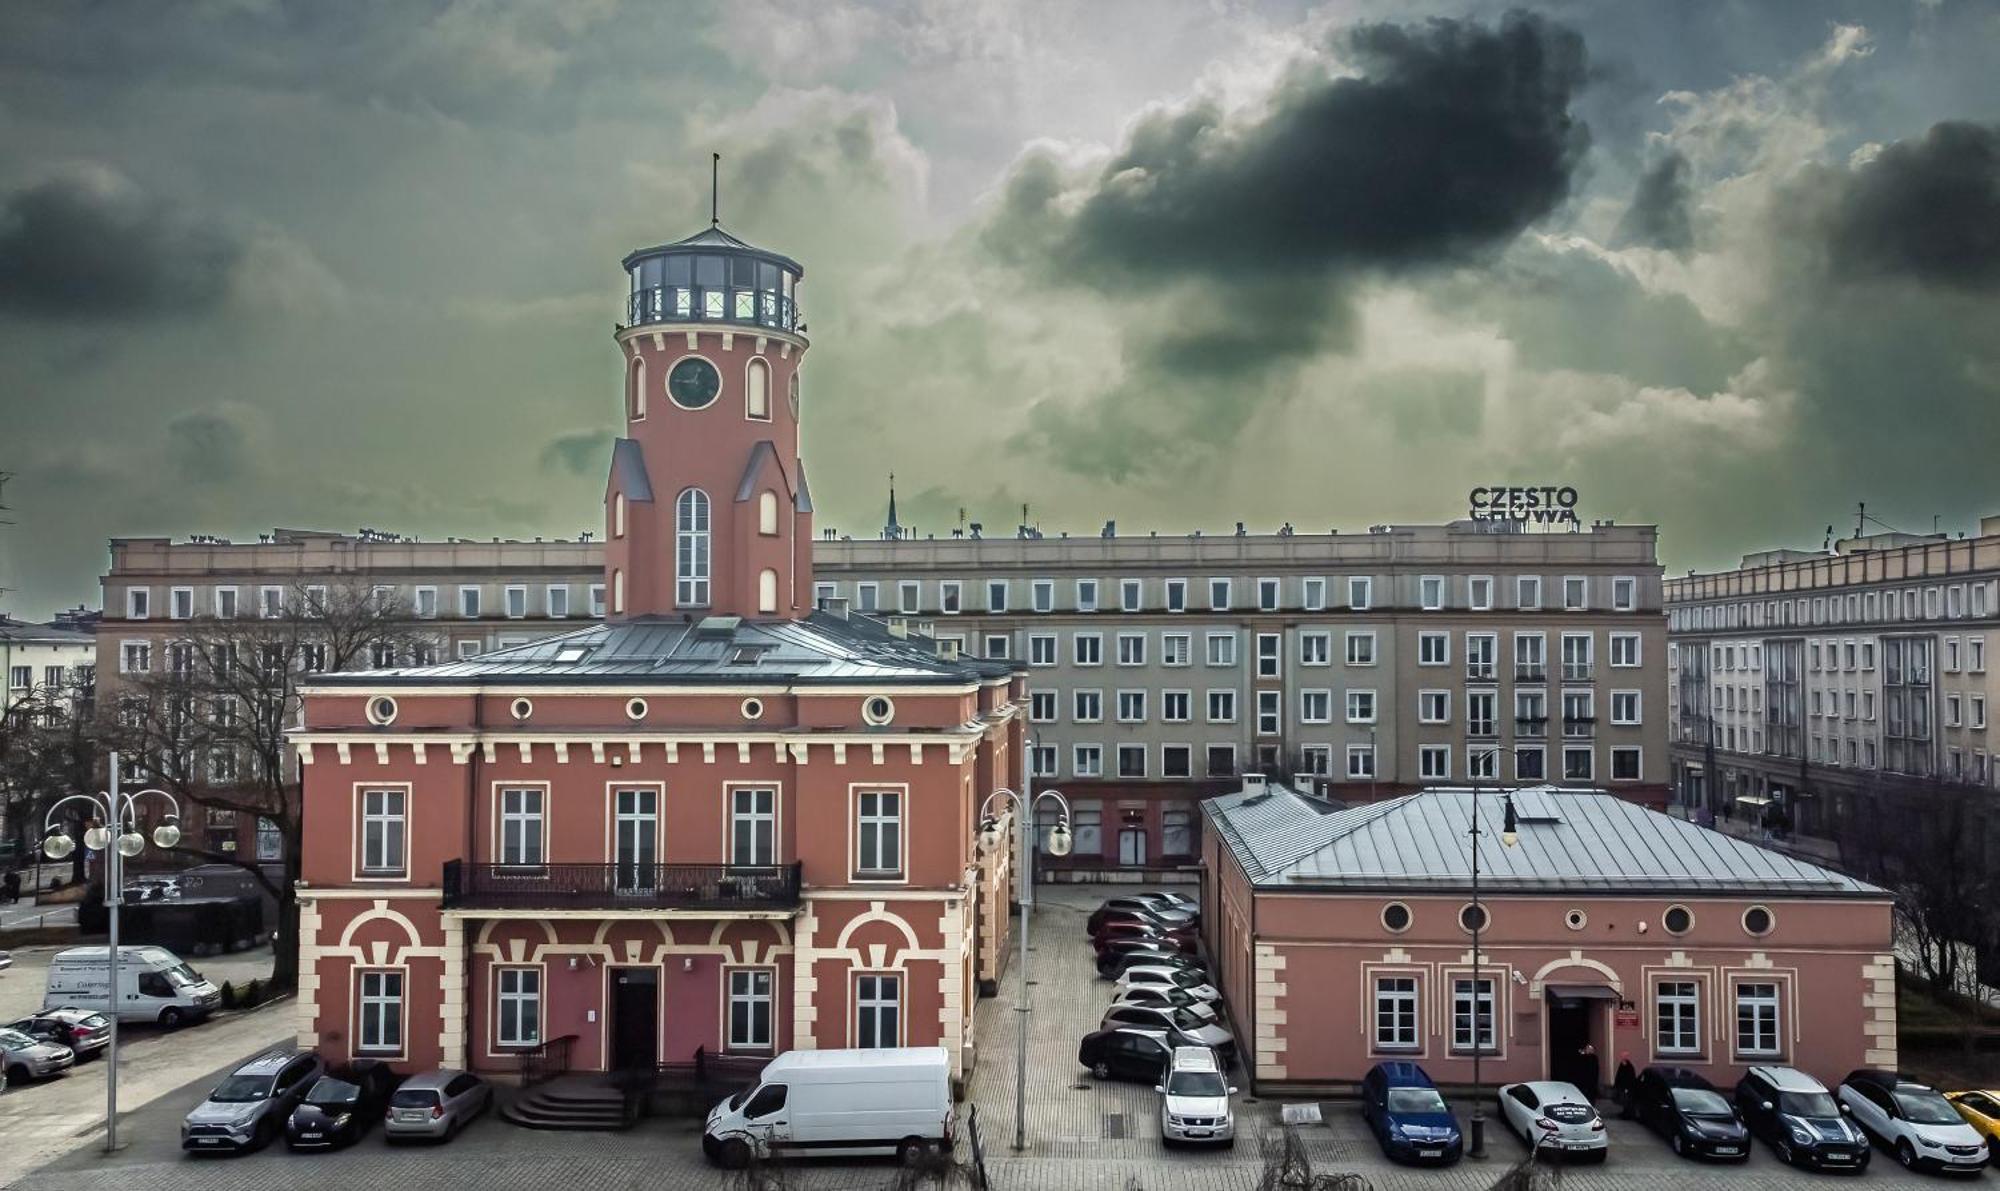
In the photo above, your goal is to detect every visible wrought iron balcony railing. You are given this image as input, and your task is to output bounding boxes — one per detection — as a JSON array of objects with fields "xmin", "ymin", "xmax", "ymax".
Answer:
[
  {"xmin": 627, "ymin": 285, "xmax": 801, "ymax": 333},
  {"xmin": 441, "ymin": 860, "xmax": 803, "ymax": 912}
]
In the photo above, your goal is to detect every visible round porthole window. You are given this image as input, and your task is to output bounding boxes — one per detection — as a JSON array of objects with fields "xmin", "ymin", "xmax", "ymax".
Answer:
[
  {"xmin": 1743, "ymin": 905, "xmax": 1775, "ymax": 937},
  {"xmin": 741, "ymin": 697, "xmax": 764, "ymax": 721},
  {"xmin": 365, "ymin": 695, "xmax": 398, "ymax": 726},
  {"xmin": 510, "ymin": 697, "xmax": 533, "ymax": 721},
  {"xmin": 1458, "ymin": 903, "xmax": 1490, "ymax": 934},
  {"xmin": 1662, "ymin": 904, "xmax": 1694, "ymax": 935},
  {"xmin": 862, "ymin": 695, "xmax": 895, "ymax": 726},
  {"xmin": 1564, "ymin": 909, "xmax": 1588, "ymax": 932},
  {"xmin": 625, "ymin": 697, "xmax": 648, "ymax": 721},
  {"xmin": 1381, "ymin": 902, "xmax": 1412, "ymax": 933}
]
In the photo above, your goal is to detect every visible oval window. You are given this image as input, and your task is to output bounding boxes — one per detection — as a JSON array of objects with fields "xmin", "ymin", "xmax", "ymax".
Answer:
[
  {"xmin": 365, "ymin": 695, "xmax": 398, "ymax": 726},
  {"xmin": 1381, "ymin": 902, "xmax": 1412, "ymax": 933},
  {"xmin": 1459, "ymin": 903, "xmax": 1490, "ymax": 934},
  {"xmin": 510, "ymin": 698, "xmax": 533, "ymax": 721},
  {"xmin": 1662, "ymin": 905, "xmax": 1694, "ymax": 935},
  {"xmin": 862, "ymin": 696, "xmax": 895, "ymax": 726},
  {"xmin": 1743, "ymin": 905, "xmax": 1774, "ymax": 936},
  {"xmin": 625, "ymin": 697, "xmax": 648, "ymax": 721}
]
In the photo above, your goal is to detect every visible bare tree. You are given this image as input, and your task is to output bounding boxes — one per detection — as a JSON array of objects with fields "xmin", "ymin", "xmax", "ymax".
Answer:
[
  {"xmin": 0, "ymin": 664, "xmax": 100, "ymax": 883},
  {"xmin": 105, "ymin": 581, "xmax": 433, "ymax": 988},
  {"xmin": 1841, "ymin": 772, "xmax": 1995, "ymax": 1003}
]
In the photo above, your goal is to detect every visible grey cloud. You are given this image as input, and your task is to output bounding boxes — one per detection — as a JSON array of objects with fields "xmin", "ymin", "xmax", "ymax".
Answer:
[
  {"xmin": 1822, "ymin": 121, "xmax": 2000, "ymax": 290},
  {"xmin": 1614, "ymin": 149, "xmax": 1694, "ymax": 253},
  {"xmin": 0, "ymin": 167, "xmax": 243, "ymax": 319},
  {"xmin": 540, "ymin": 428, "xmax": 615, "ymax": 476},
  {"xmin": 165, "ymin": 406, "xmax": 259, "ymax": 486}
]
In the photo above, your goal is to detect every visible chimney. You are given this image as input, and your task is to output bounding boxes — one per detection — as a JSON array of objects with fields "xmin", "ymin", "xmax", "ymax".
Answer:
[
  {"xmin": 1242, "ymin": 773, "xmax": 1268, "ymax": 793},
  {"xmin": 820, "ymin": 595, "xmax": 851, "ymax": 619}
]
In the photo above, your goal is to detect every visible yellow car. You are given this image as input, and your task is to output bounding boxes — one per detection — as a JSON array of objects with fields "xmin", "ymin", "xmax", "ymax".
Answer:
[{"xmin": 1945, "ymin": 1091, "xmax": 2000, "ymax": 1143}]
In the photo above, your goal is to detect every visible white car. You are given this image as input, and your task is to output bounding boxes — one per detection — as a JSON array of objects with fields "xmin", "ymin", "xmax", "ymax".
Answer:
[
  {"xmin": 1111, "ymin": 987, "xmax": 1218, "ymax": 1023},
  {"xmin": 1116, "ymin": 965, "xmax": 1220, "ymax": 1004},
  {"xmin": 1157, "ymin": 1046, "xmax": 1234, "ymax": 1147},
  {"xmin": 1497, "ymin": 1080, "xmax": 1608, "ymax": 1160},
  {"xmin": 1837, "ymin": 1070, "xmax": 1989, "ymax": 1173},
  {"xmin": 1100, "ymin": 1003, "xmax": 1235, "ymax": 1058}
]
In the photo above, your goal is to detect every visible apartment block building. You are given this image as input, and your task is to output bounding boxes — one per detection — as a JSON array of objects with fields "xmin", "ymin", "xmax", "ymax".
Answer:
[
  {"xmin": 816, "ymin": 522, "xmax": 1669, "ymax": 874},
  {"xmin": 1665, "ymin": 517, "xmax": 2000, "ymax": 837}
]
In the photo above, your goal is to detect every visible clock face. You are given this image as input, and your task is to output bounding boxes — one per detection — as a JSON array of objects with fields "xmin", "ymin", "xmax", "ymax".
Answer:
[{"xmin": 667, "ymin": 358, "xmax": 721, "ymax": 409}]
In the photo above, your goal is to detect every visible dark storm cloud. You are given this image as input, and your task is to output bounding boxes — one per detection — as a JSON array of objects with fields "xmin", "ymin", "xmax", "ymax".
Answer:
[
  {"xmin": 0, "ymin": 168, "xmax": 243, "ymax": 319},
  {"xmin": 540, "ymin": 428, "xmax": 615, "ymax": 476},
  {"xmin": 1822, "ymin": 121, "xmax": 2000, "ymax": 290},
  {"xmin": 1613, "ymin": 150, "xmax": 1694, "ymax": 254},
  {"xmin": 165, "ymin": 408, "xmax": 258, "ymax": 486}
]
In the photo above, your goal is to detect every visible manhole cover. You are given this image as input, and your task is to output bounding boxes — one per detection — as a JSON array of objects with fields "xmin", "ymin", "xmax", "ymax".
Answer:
[{"xmin": 1101, "ymin": 1112, "xmax": 1126, "ymax": 1139}]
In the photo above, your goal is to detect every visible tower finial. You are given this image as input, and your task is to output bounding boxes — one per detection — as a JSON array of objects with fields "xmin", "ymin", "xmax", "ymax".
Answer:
[
  {"xmin": 884, "ymin": 473, "xmax": 901, "ymax": 540},
  {"xmin": 711, "ymin": 153, "xmax": 721, "ymax": 228}
]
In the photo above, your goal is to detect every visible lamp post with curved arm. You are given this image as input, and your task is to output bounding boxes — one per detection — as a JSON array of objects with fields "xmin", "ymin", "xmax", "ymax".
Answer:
[
  {"xmin": 40, "ymin": 750, "xmax": 183, "ymax": 1154},
  {"xmin": 978, "ymin": 783, "xmax": 1071, "ymax": 1153},
  {"xmin": 1464, "ymin": 742, "xmax": 1524, "ymax": 1160}
]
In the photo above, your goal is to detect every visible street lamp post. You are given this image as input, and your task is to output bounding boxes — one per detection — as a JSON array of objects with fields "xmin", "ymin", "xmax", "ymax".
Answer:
[
  {"xmin": 978, "ymin": 776, "xmax": 1071, "ymax": 1154},
  {"xmin": 40, "ymin": 750, "xmax": 182, "ymax": 1154},
  {"xmin": 1467, "ymin": 746, "xmax": 1520, "ymax": 1160}
]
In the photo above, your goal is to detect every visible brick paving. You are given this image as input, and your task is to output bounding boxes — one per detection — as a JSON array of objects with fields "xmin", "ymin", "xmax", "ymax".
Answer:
[{"xmin": 6, "ymin": 886, "xmax": 1970, "ymax": 1189}]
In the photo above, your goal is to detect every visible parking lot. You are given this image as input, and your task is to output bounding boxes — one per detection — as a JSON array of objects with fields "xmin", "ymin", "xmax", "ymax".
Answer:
[{"xmin": 3, "ymin": 889, "xmax": 1988, "ymax": 1190}]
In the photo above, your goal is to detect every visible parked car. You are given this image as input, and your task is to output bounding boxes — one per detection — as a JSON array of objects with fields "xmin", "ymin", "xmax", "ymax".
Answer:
[
  {"xmin": 1099, "ymin": 1004, "xmax": 1235, "ymax": 1060},
  {"xmin": 0, "ymin": 949, "xmax": 11, "ymax": 972},
  {"xmin": 1088, "ymin": 903, "xmax": 1197, "ymax": 935},
  {"xmin": 1496, "ymin": 1081, "xmax": 1608, "ymax": 1161},
  {"xmin": 0, "ymin": 1026, "xmax": 75, "ymax": 1084},
  {"xmin": 385, "ymin": 1069, "xmax": 492, "ymax": 1142},
  {"xmin": 7, "ymin": 1009, "xmax": 111, "ymax": 1061},
  {"xmin": 1091, "ymin": 921, "xmax": 1195, "ymax": 955},
  {"xmin": 1360, "ymin": 1062, "xmax": 1462, "ymax": 1165},
  {"xmin": 1109, "ymin": 985, "xmax": 1217, "ymax": 1023},
  {"xmin": 1631, "ymin": 1067, "xmax": 1749, "ymax": 1161},
  {"xmin": 1097, "ymin": 943, "xmax": 1202, "ymax": 979},
  {"xmin": 1946, "ymin": 1090, "xmax": 2000, "ymax": 1146},
  {"xmin": 703, "ymin": 1047, "xmax": 953, "ymax": 1167},
  {"xmin": 1157, "ymin": 1046, "xmax": 1234, "ymax": 1148},
  {"xmin": 44, "ymin": 944, "xmax": 221, "ymax": 1027},
  {"xmin": 1735, "ymin": 1065, "xmax": 1870, "ymax": 1171},
  {"xmin": 286, "ymin": 1061, "xmax": 402, "ymax": 1150},
  {"xmin": 1838, "ymin": 1069, "xmax": 1989, "ymax": 1173},
  {"xmin": 1132, "ymin": 890, "xmax": 1197, "ymax": 914},
  {"xmin": 182, "ymin": 1050, "xmax": 325, "ymax": 1152},
  {"xmin": 1079, "ymin": 1027, "xmax": 1175, "ymax": 1083},
  {"xmin": 1115, "ymin": 964, "xmax": 1220, "ymax": 1003}
]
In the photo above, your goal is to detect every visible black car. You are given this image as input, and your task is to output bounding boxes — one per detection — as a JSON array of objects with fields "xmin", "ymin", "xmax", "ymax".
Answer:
[
  {"xmin": 1735, "ymin": 1065, "xmax": 1871, "ymax": 1170},
  {"xmin": 1634, "ymin": 1067, "xmax": 1751, "ymax": 1161},
  {"xmin": 286, "ymin": 1061, "xmax": 402, "ymax": 1150},
  {"xmin": 1078, "ymin": 1027, "xmax": 1174, "ymax": 1083},
  {"xmin": 1095, "ymin": 940, "xmax": 1202, "ymax": 977},
  {"xmin": 1087, "ymin": 904, "xmax": 1197, "ymax": 936}
]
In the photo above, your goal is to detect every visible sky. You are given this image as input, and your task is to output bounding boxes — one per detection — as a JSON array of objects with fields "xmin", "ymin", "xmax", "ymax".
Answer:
[{"xmin": 1, "ymin": 0, "xmax": 1997, "ymax": 617}]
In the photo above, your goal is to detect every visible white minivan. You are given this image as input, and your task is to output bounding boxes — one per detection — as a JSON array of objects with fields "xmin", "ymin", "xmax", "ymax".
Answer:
[
  {"xmin": 44, "ymin": 945, "xmax": 222, "ymax": 1028},
  {"xmin": 703, "ymin": 1047, "xmax": 954, "ymax": 1167}
]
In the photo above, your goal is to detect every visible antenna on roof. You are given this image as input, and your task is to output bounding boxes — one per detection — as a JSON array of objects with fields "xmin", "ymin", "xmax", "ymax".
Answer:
[{"xmin": 710, "ymin": 153, "xmax": 721, "ymax": 228}]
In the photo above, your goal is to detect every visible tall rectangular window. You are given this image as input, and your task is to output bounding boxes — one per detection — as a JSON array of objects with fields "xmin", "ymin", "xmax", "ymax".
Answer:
[
  {"xmin": 1452, "ymin": 978, "xmax": 1496, "ymax": 1053},
  {"xmin": 1257, "ymin": 690, "xmax": 1281, "ymax": 735},
  {"xmin": 1564, "ymin": 576, "xmax": 1588, "ymax": 610},
  {"xmin": 1208, "ymin": 578, "xmax": 1231, "ymax": 610},
  {"xmin": 1074, "ymin": 634, "xmax": 1103, "ymax": 666},
  {"xmin": 1029, "ymin": 634, "xmax": 1057, "ymax": 666},
  {"xmin": 855, "ymin": 973, "xmax": 901, "ymax": 1048},
  {"xmin": 1030, "ymin": 690, "xmax": 1057, "ymax": 722},
  {"xmin": 732, "ymin": 787, "xmax": 777, "ymax": 866},
  {"xmin": 1162, "ymin": 690, "xmax": 1190, "ymax": 722},
  {"xmin": 986, "ymin": 580, "xmax": 1008, "ymax": 612},
  {"xmin": 1518, "ymin": 575, "xmax": 1541, "ymax": 610},
  {"xmin": 1074, "ymin": 579, "xmax": 1097, "ymax": 612},
  {"xmin": 940, "ymin": 581, "xmax": 961, "ymax": 613},
  {"xmin": 498, "ymin": 787, "xmax": 544, "ymax": 866},
  {"xmin": 1421, "ymin": 575, "xmax": 1446, "ymax": 610},
  {"xmin": 1735, "ymin": 983, "xmax": 1780, "ymax": 1056},
  {"xmin": 1165, "ymin": 579, "xmax": 1187, "ymax": 612},
  {"xmin": 1117, "ymin": 633, "xmax": 1147, "ymax": 666},
  {"xmin": 1303, "ymin": 578, "xmax": 1326, "ymax": 610},
  {"xmin": 1300, "ymin": 631, "xmax": 1331, "ymax": 666},
  {"xmin": 1031, "ymin": 579, "xmax": 1053, "ymax": 613},
  {"xmin": 215, "ymin": 586, "xmax": 239, "ymax": 619},
  {"xmin": 1656, "ymin": 981, "xmax": 1699, "ymax": 1056},
  {"xmin": 1345, "ymin": 631, "xmax": 1377, "ymax": 666},
  {"xmin": 1348, "ymin": 577, "xmax": 1372, "ymax": 610},
  {"xmin": 902, "ymin": 581, "xmax": 924, "ymax": 614},
  {"xmin": 1258, "ymin": 578, "xmax": 1281, "ymax": 611},
  {"xmin": 415, "ymin": 587, "xmax": 437, "ymax": 618},
  {"xmin": 1420, "ymin": 745, "xmax": 1450, "ymax": 780},
  {"xmin": 547, "ymin": 585, "xmax": 569, "ymax": 618},
  {"xmin": 1121, "ymin": 579, "xmax": 1143, "ymax": 611},
  {"xmin": 505, "ymin": 585, "xmax": 528, "ymax": 618},
  {"xmin": 171, "ymin": 587, "xmax": 194, "ymax": 619},
  {"xmin": 357, "ymin": 970, "xmax": 404, "ymax": 1053},
  {"xmin": 1467, "ymin": 691, "xmax": 1496, "ymax": 736},
  {"xmin": 854, "ymin": 791, "xmax": 902, "ymax": 878},
  {"xmin": 1419, "ymin": 632, "xmax": 1449, "ymax": 666},
  {"xmin": 1562, "ymin": 633, "xmax": 1594, "ymax": 680},
  {"xmin": 858, "ymin": 583, "xmax": 880, "ymax": 613},
  {"xmin": 1257, "ymin": 633, "xmax": 1282, "ymax": 677},
  {"xmin": 1612, "ymin": 577, "xmax": 1637, "ymax": 611},
  {"xmin": 458, "ymin": 586, "xmax": 481, "ymax": 618},
  {"xmin": 1162, "ymin": 633, "xmax": 1191, "ymax": 666},
  {"xmin": 1375, "ymin": 976, "xmax": 1419, "ymax": 1051},
  {"xmin": 360, "ymin": 789, "xmax": 406, "ymax": 876},
  {"xmin": 1206, "ymin": 633, "xmax": 1237, "ymax": 666},
  {"xmin": 497, "ymin": 967, "xmax": 542, "ymax": 1047},
  {"xmin": 728, "ymin": 968, "xmax": 775, "ymax": 1050}
]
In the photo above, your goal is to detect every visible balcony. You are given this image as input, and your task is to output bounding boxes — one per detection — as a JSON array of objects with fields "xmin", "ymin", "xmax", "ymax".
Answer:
[
  {"xmin": 1514, "ymin": 666, "xmax": 1547, "ymax": 683},
  {"xmin": 627, "ymin": 285, "xmax": 801, "ymax": 333},
  {"xmin": 1515, "ymin": 715, "xmax": 1549, "ymax": 739},
  {"xmin": 441, "ymin": 860, "xmax": 803, "ymax": 913},
  {"xmin": 1561, "ymin": 664, "xmax": 1596, "ymax": 682}
]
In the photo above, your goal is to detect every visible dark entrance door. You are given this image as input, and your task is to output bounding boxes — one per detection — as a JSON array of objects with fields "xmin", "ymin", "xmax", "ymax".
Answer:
[
  {"xmin": 1546, "ymin": 996, "xmax": 1596, "ymax": 1097},
  {"xmin": 611, "ymin": 968, "xmax": 659, "ymax": 1070}
]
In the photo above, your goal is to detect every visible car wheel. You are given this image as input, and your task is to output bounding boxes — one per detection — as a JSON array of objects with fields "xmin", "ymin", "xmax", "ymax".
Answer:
[
  {"xmin": 1091, "ymin": 1061, "xmax": 1111, "ymax": 1079},
  {"xmin": 1671, "ymin": 1133, "xmax": 1685, "ymax": 1157},
  {"xmin": 1898, "ymin": 1139, "xmax": 1918, "ymax": 1169},
  {"xmin": 1777, "ymin": 1139, "xmax": 1794, "ymax": 1166},
  {"xmin": 5, "ymin": 1065, "xmax": 27, "ymax": 1086},
  {"xmin": 719, "ymin": 1138, "xmax": 752, "ymax": 1169},
  {"xmin": 897, "ymin": 1137, "xmax": 930, "ymax": 1165},
  {"xmin": 159, "ymin": 1007, "xmax": 185, "ymax": 1030}
]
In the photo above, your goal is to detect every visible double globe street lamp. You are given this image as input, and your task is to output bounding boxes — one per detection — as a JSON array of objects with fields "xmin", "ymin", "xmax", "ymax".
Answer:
[
  {"xmin": 977, "ymin": 781, "xmax": 1071, "ymax": 1153},
  {"xmin": 42, "ymin": 750, "xmax": 183, "ymax": 1153}
]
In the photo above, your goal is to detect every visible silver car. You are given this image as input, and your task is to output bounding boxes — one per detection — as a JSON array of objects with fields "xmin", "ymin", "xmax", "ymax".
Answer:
[
  {"xmin": 385, "ymin": 1069, "xmax": 491, "ymax": 1141},
  {"xmin": 0, "ymin": 1026, "xmax": 75, "ymax": 1083},
  {"xmin": 1158, "ymin": 1046, "xmax": 1235, "ymax": 1147},
  {"xmin": 182, "ymin": 1049, "xmax": 325, "ymax": 1151}
]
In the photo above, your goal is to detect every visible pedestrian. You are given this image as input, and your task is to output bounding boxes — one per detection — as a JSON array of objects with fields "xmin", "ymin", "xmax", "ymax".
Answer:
[
  {"xmin": 2, "ymin": 868, "xmax": 19, "ymax": 904},
  {"xmin": 1762, "ymin": 801, "xmax": 1780, "ymax": 843},
  {"xmin": 1614, "ymin": 1053, "xmax": 1639, "ymax": 1118},
  {"xmin": 1576, "ymin": 1042, "xmax": 1599, "ymax": 1102}
]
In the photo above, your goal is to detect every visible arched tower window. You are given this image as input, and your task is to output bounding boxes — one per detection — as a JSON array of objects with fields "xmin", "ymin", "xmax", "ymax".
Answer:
[
  {"xmin": 758, "ymin": 568, "xmax": 779, "ymax": 614},
  {"xmin": 676, "ymin": 488, "xmax": 711, "ymax": 607},
  {"xmin": 613, "ymin": 493, "xmax": 627, "ymax": 538},
  {"xmin": 746, "ymin": 358, "xmax": 770, "ymax": 420},
  {"xmin": 630, "ymin": 356, "xmax": 647, "ymax": 420},
  {"xmin": 612, "ymin": 568, "xmax": 625, "ymax": 614},
  {"xmin": 758, "ymin": 491, "xmax": 779, "ymax": 536}
]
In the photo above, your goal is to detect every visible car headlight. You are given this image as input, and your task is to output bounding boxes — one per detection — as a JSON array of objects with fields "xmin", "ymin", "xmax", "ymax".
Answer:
[
  {"xmin": 332, "ymin": 1113, "xmax": 352, "ymax": 1128},
  {"xmin": 1790, "ymin": 1126, "xmax": 1813, "ymax": 1145},
  {"xmin": 1921, "ymin": 1137, "xmax": 1943, "ymax": 1149}
]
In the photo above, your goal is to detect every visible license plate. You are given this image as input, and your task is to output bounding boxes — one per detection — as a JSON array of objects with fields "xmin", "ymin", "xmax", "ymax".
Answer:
[
  {"xmin": 197, "ymin": 1138, "xmax": 224, "ymax": 1146},
  {"xmin": 1714, "ymin": 1146, "xmax": 1740, "ymax": 1155},
  {"xmin": 1419, "ymin": 1148, "xmax": 1442, "ymax": 1158},
  {"xmin": 301, "ymin": 1132, "xmax": 321, "ymax": 1140},
  {"xmin": 1185, "ymin": 1130, "xmax": 1210, "ymax": 1138}
]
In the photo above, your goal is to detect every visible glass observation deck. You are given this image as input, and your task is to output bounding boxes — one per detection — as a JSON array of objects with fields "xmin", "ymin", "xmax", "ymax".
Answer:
[{"xmin": 622, "ymin": 226, "xmax": 803, "ymax": 334}]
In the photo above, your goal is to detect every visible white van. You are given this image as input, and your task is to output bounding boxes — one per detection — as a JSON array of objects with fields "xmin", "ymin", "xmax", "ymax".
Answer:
[
  {"xmin": 703, "ymin": 1047, "xmax": 953, "ymax": 1167},
  {"xmin": 44, "ymin": 945, "xmax": 223, "ymax": 1028}
]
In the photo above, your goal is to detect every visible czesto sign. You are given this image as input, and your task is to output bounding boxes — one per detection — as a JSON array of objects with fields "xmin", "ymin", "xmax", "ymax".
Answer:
[{"xmin": 1469, "ymin": 486, "xmax": 1582, "ymax": 527}]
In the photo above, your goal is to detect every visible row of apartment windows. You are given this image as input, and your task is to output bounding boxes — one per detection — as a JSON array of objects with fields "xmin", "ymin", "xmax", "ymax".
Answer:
[
  {"xmin": 1368, "ymin": 975, "xmax": 1780, "ymax": 1059},
  {"xmin": 960, "ymin": 628, "xmax": 1641, "ymax": 675},
  {"xmin": 123, "ymin": 582, "xmax": 608, "ymax": 623},
  {"xmin": 1673, "ymin": 579, "xmax": 1998, "ymax": 633},
  {"xmin": 818, "ymin": 574, "xmax": 1641, "ymax": 616},
  {"xmin": 6, "ymin": 665, "xmax": 84, "ymax": 694},
  {"xmin": 1027, "ymin": 687, "xmax": 1642, "ymax": 730},
  {"xmin": 117, "ymin": 637, "xmax": 460, "ymax": 675},
  {"xmin": 1029, "ymin": 741, "xmax": 1642, "ymax": 783}
]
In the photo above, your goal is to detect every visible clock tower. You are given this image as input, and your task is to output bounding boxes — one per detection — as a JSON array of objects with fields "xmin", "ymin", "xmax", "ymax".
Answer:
[{"xmin": 604, "ymin": 223, "xmax": 813, "ymax": 620}]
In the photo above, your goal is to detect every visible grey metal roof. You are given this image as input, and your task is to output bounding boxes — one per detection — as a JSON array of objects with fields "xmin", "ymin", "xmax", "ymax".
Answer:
[
  {"xmin": 620, "ymin": 226, "xmax": 805, "ymax": 277},
  {"xmin": 609, "ymin": 438, "xmax": 654, "ymax": 503},
  {"xmin": 0, "ymin": 617, "xmax": 93, "ymax": 646},
  {"xmin": 1203, "ymin": 783, "xmax": 1884, "ymax": 898},
  {"xmin": 315, "ymin": 609, "xmax": 1018, "ymax": 689}
]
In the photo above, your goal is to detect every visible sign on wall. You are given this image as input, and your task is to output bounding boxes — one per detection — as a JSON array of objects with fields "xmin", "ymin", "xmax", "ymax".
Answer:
[{"xmin": 1468, "ymin": 486, "xmax": 1582, "ymax": 528}]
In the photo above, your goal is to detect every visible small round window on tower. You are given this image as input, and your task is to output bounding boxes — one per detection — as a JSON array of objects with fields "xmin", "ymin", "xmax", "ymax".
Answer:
[
  {"xmin": 1663, "ymin": 905, "xmax": 1694, "ymax": 935},
  {"xmin": 862, "ymin": 696, "xmax": 895, "ymax": 726},
  {"xmin": 1743, "ymin": 905, "xmax": 1775, "ymax": 936},
  {"xmin": 1459, "ymin": 903, "xmax": 1490, "ymax": 934},
  {"xmin": 741, "ymin": 697, "xmax": 764, "ymax": 721},
  {"xmin": 510, "ymin": 698, "xmax": 533, "ymax": 721},
  {"xmin": 625, "ymin": 697, "xmax": 649, "ymax": 721},
  {"xmin": 1381, "ymin": 902, "xmax": 1412, "ymax": 933},
  {"xmin": 1564, "ymin": 909, "xmax": 1588, "ymax": 932},
  {"xmin": 365, "ymin": 696, "xmax": 398, "ymax": 726}
]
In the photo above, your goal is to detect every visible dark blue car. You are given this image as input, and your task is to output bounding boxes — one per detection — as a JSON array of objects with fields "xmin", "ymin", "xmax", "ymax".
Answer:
[{"xmin": 1361, "ymin": 1062, "xmax": 1464, "ymax": 1165}]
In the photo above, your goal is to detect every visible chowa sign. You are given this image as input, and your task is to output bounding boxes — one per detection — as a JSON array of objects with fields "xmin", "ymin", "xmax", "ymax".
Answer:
[{"xmin": 1469, "ymin": 486, "xmax": 1582, "ymax": 527}]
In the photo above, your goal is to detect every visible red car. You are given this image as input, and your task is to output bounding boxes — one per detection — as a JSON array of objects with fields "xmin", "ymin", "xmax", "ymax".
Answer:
[{"xmin": 1092, "ymin": 922, "xmax": 1198, "ymax": 956}]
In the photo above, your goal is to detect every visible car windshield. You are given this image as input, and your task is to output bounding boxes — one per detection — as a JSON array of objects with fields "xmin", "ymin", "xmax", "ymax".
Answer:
[
  {"xmin": 1167, "ymin": 1070, "xmax": 1227, "ymax": 1097},
  {"xmin": 166, "ymin": 963, "xmax": 204, "ymax": 988},
  {"xmin": 1171, "ymin": 971, "xmax": 1205, "ymax": 989},
  {"xmin": 306, "ymin": 1079, "xmax": 360, "ymax": 1106},
  {"xmin": 1388, "ymin": 1088, "xmax": 1449, "ymax": 1115},
  {"xmin": 1895, "ymin": 1089, "xmax": 1964, "ymax": 1125},
  {"xmin": 1671, "ymin": 1088, "xmax": 1733, "ymax": 1116},
  {"xmin": 389, "ymin": 1089, "xmax": 440, "ymax": 1109},
  {"xmin": 75, "ymin": 1013, "xmax": 108, "ymax": 1029},
  {"xmin": 209, "ymin": 1075, "xmax": 274, "ymax": 1103},
  {"xmin": 0, "ymin": 1028, "xmax": 35, "ymax": 1048},
  {"xmin": 1779, "ymin": 1091, "xmax": 1841, "ymax": 1118},
  {"xmin": 1170, "ymin": 1010, "xmax": 1206, "ymax": 1031}
]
